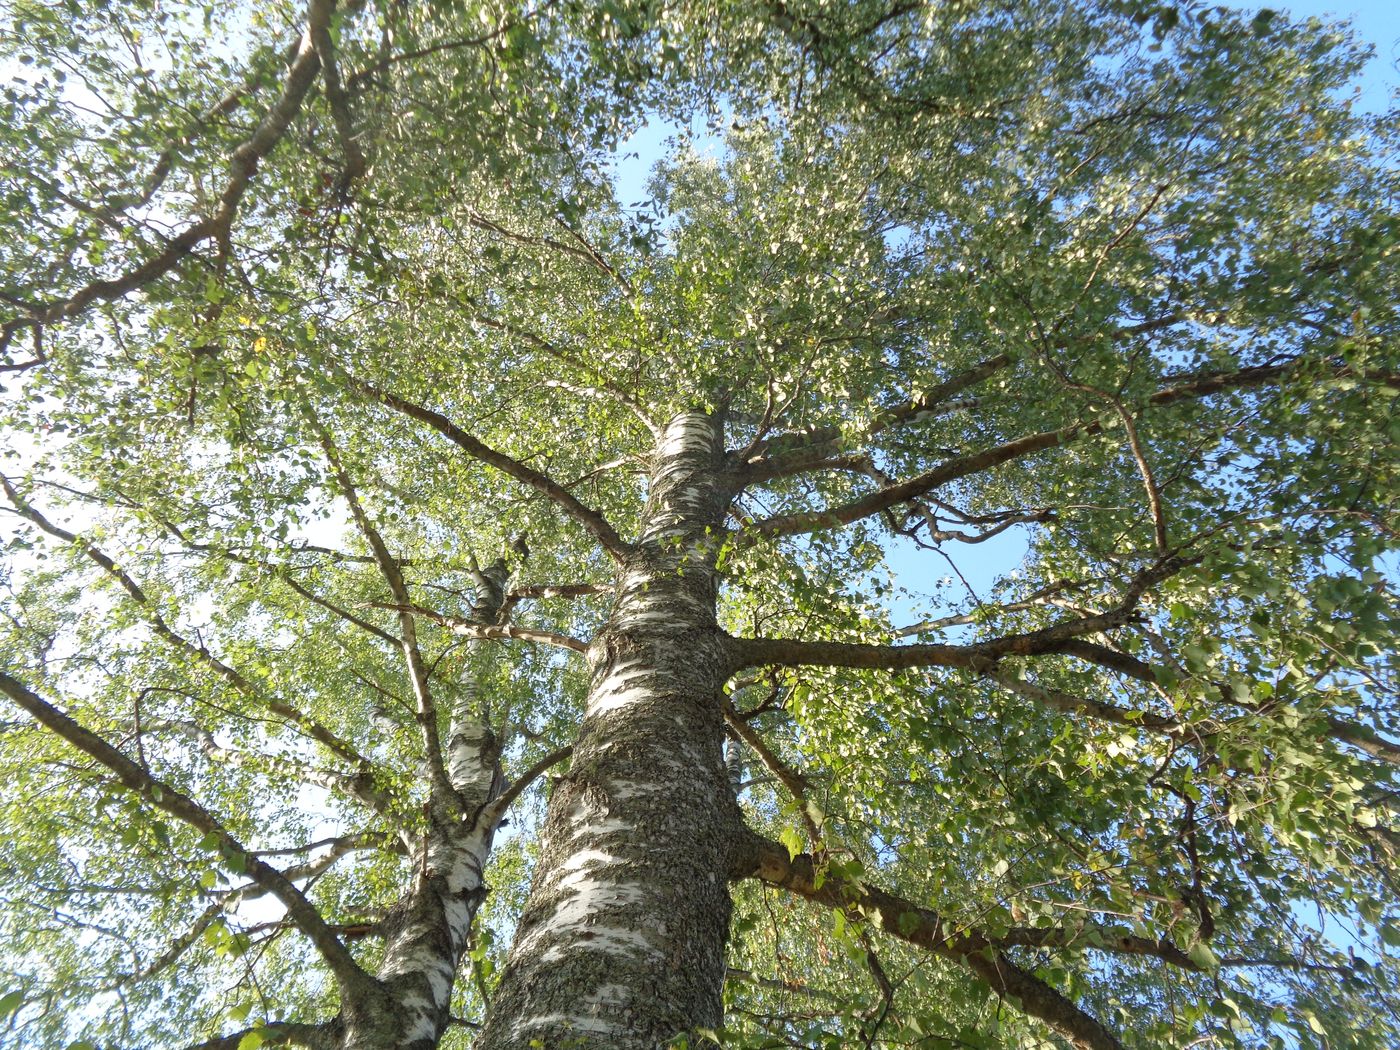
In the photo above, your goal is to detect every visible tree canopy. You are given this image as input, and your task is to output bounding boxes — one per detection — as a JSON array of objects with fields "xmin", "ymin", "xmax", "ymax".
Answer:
[{"xmin": 1, "ymin": 1, "xmax": 1398, "ymax": 1048}]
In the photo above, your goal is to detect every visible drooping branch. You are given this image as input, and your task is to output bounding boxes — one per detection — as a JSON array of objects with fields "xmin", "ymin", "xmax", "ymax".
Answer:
[
  {"xmin": 729, "ymin": 724, "xmax": 1210, "ymax": 979},
  {"xmin": 105, "ymin": 832, "xmax": 389, "ymax": 992},
  {"xmin": 344, "ymin": 5, "xmax": 539, "ymax": 90},
  {"xmin": 0, "ymin": 475, "xmax": 372, "ymax": 769},
  {"xmin": 351, "ymin": 379, "xmax": 634, "ymax": 561},
  {"xmin": 153, "ymin": 515, "xmax": 400, "ymax": 646},
  {"xmin": 114, "ymin": 902, "xmax": 222, "ymax": 989},
  {"xmin": 159, "ymin": 719, "xmax": 397, "ymax": 820},
  {"xmin": 1028, "ymin": 332, "xmax": 1172, "ymax": 553},
  {"xmin": 0, "ymin": 669, "xmax": 373, "ymax": 998},
  {"xmin": 437, "ymin": 295, "xmax": 663, "ymax": 436},
  {"xmin": 1058, "ymin": 640, "xmax": 1400, "ymax": 767},
  {"xmin": 991, "ymin": 672, "xmax": 1181, "ymax": 734},
  {"xmin": 311, "ymin": 421, "xmax": 458, "ymax": 809},
  {"xmin": 463, "ymin": 208, "xmax": 635, "ymax": 297},
  {"xmin": 898, "ymin": 577, "xmax": 1092, "ymax": 636}
]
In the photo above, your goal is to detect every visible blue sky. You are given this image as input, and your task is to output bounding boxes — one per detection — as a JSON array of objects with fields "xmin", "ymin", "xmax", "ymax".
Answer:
[{"xmin": 1296, "ymin": 0, "xmax": 1399, "ymax": 112}]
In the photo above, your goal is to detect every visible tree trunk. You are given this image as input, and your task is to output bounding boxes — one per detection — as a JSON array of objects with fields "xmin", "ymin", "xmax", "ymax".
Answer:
[
  {"xmin": 478, "ymin": 412, "xmax": 744, "ymax": 1050},
  {"xmin": 342, "ymin": 723, "xmax": 503, "ymax": 1048}
]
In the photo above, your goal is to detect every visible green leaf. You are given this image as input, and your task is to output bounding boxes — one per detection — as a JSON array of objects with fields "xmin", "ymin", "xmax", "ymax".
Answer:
[
  {"xmin": 779, "ymin": 826, "xmax": 805, "ymax": 861},
  {"xmin": 1186, "ymin": 942, "xmax": 1220, "ymax": 972}
]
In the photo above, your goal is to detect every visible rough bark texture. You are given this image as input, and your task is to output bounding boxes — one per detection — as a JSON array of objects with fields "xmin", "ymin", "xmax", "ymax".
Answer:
[
  {"xmin": 478, "ymin": 412, "xmax": 745, "ymax": 1050},
  {"xmin": 344, "ymin": 702, "xmax": 503, "ymax": 1047}
]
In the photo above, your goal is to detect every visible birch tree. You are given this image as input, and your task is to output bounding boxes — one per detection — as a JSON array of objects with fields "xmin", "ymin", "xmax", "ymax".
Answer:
[{"xmin": 1, "ymin": 1, "xmax": 1398, "ymax": 1048}]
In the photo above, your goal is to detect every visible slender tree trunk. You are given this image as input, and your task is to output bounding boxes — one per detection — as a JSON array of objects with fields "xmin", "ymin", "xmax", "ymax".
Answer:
[
  {"xmin": 478, "ymin": 412, "xmax": 744, "ymax": 1050},
  {"xmin": 343, "ymin": 714, "xmax": 504, "ymax": 1047}
]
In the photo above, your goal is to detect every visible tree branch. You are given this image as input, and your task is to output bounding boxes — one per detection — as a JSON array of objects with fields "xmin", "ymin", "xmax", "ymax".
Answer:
[
  {"xmin": 160, "ymin": 719, "xmax": 396, "ymax": 819},
  {"xmin": 311, "ymin": 421, "xmax": 458, "ymax": 809},
  {"xmin": 740, "ymin": 356, "xmax": 1014, "ymax": 482},
  {"xmin": 153, "ymin": 515, "xmax": 400, "ymax": 646},
  {"xmin": 740, "ymin": 358, "xmax": 1314, "ymax": 540},
  {"xmin": 991, "ymin": 672, "xmax": 1181, "ymax": 734},
  {"xmin": 479, "ymin": 744, "xmax": 574, "ymax": 827},
  {"xmin": 727, "ymin": 609, "xmax": 1129, "ymax": 674},
  {"xmin": 0, "ymin": 475, "xmax": 372, "ymax": 769},
  {"xmin": 723, "ymin": 702, "xmax": 821, "ymax": 845},
  {"xmin": 177, "ymin": 1020, "xmax": 333, "ymax": 1050},
  {"xmin": 372, "ymin": 602, "xmax": 587, "ymax": 653},
  {"xmin": 506, "ymin": 582, "xmax": 611, "ymax": 601},
  {"xmin": 733, "ymin": 830, "xmax": 1124, "ymax": 1050},
  {"xmin": 1, "ymin": 0, "xmax": 348, "ymax": 355},
  {"xmin": 308, "ymin": 0, "xmax": 366, "ymax": 189},
  {"xmin": 0, "ymin": 669, "xmax": 373, "ymax": 998},
  {"xmin": 351, "ymin": 379, "xmax": 633, "ymax": 561}
]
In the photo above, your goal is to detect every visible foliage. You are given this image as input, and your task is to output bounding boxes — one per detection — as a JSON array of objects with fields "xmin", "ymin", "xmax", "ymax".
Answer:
[{"xmin": 0, "ymin": 0, "xmax": 1397, "ymax": 1048}]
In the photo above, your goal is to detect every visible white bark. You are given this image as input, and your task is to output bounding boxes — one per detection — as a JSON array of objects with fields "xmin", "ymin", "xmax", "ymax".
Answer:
[{"xmin": 478, "ymin": 412, "xmax": 745, "ymax": 1050}]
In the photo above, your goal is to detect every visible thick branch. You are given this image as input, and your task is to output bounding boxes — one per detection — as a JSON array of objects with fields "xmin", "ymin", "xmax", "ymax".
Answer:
[
  {"xmin": 992, "ymin": 673, "xmax": 1181, "ymax": 734},
  {"xmin": 734, "ymin": 831, "xmax": 1123, "ymax": 1050},
  {"xmin": 308, "ymin": 0, "xmax": 366, "ymax": 188},
  {"xmin": 742, "ymin": 314, "xmax": 1191, "ymax": 484},
  {"xmin": 728, "ymin": 610, "xmax": 1128, "ymax": 674},
  {"xmin": 1326, "ymin": 718, "xmax": 1400, "ymax": 767},
  {"xmin": 725, "ymin": 967, "xmax": 845, "ymax": 1005},
  {"xmin": 1, "ymin": 0, "xmax": 343, "ymax": 354}
]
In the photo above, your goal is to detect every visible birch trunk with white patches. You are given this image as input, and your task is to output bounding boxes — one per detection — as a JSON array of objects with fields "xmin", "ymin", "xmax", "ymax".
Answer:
[
  {"xmin": 341, "ymin": 714, "xmax": 503, "ymax": 1047},
  {"xmin": 359, "ymin": 818, "xmax": 494, "ymax": 1048},
  {"xmin": 725, "ymin": 731, "xmax": 745, "ymax": 798},
  {"xmin": 477, "ymin": 411, "xmax": 746, "ymax": 1050}
]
